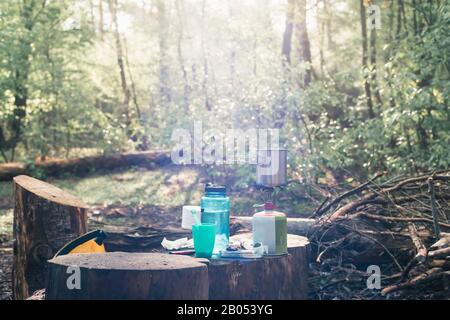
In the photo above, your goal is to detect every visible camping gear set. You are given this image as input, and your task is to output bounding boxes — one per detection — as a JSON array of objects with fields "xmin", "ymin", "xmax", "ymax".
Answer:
[
  {"xmin": 55, "ymin": 148, "xmax": 288, "ymax": 260},
  {"xmin": 185, "ymin": 148, "xmax": 289, "ymax": 259}
]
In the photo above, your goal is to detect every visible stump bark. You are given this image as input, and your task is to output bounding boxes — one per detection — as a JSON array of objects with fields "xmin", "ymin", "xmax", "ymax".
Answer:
[
  {"xmin": 46, "ymin": 252, "xmax": 209, "ymax": 300},
  {"xmin": 13, "ymin": 175, "xmax": 88, "ymax": 300},
  {"xmin": 208, "ymin": 233, "xmax": 309, "ymax": 299}
]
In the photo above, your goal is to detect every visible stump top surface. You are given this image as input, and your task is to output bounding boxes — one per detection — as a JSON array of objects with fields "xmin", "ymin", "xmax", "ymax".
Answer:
[
  {"xmin": 14, "ymin": 175, "xmax": 88, "ymax": 209},
  {"xmin": 48, "ymin": 252, "xmax": 207, "ymax": 271}
]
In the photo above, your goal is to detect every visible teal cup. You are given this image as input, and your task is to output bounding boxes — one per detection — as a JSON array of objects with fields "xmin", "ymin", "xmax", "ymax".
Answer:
[{"xmin": 192, "ymin": 223, "xmax": 216, "ymax": 258}]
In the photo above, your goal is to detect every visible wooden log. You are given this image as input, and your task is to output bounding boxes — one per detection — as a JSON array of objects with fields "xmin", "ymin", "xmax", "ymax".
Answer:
[
  {"xmin": 208, "ymin": 233, "xmax": 309, "ymax": 300},
  {"xmin": 46, "ymin": 252, "xmax": 209, "ymax": 300},
  {"xmin": 13, "ymin": 175, "xmax": 88, "ymax": 300},
  {"xmin": 0, "ymin": 150, "xmax": 171, "ymax": 181}
]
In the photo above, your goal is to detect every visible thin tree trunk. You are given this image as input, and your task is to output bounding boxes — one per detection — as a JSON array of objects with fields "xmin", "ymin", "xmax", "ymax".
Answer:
[
  {"xmin": 175, "ymin": 0, "xmax": 189, "ymax": 112},
  {"xmin": 201, "ymin": 0, "xmax": 211, "ymax": 111},
  {"xmin": 10, "ymin": 0, "xmax": 36, "ymax": 161},
  {"xmin": 228, "ymin": 0, "xmax": 236, "ymax": 90},
  {"xmin": 281, "ymin": 0, "xmax": 295, "ymax": 65},
  {"xmin": 295, "ymin": 0, "xmax": 312, "ymax": 86},
  {"xmin": 396, "ymin": 0, "xmax": 404, "ymax": 37},
  {"xmin": 370, "ymin": 27, "xmax": 382, "ymax": 106},
  {"xmin": 360, "ymin": 0, "xmax": 375, "ymax": 119},
  {"xmin": 157, "ymin": 0, "xmax": 170, "ymax": 104},
  {"xmin": 319, "ymin": 0, "xmax": 326, "ymax": 77},
  {"xmin": 412, "ymin": 0, "xmax": 418, "ymax": 35},
  {"xmin": 88, "ymin": 0, "xmax": 96, "ymax": 31},
  {"xmin": 99, "ymin": 0, "xmax": 104, "ymax": 38},
  {"xmin": 108, "ymin": 0, "xmax": 131, "ymax": 131},
  {"xmin": 323, "ymin": 0, "xmax": 334, "ymax": 50}
]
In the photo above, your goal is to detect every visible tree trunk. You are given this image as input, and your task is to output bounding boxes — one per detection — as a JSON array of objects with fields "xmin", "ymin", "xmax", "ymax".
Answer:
[
  {"xmin": 323, "ymin": 0, "xmax": 335, "ymax": 50},
  {"xmin": 200, "ymin": 0, "xmax": 211, "ymax": 110},
  {"xmin": 360, "ymin": 0, "xmax": 375, "ymax": 118},
  {"xmin": 13, "ymin": 175, "xmax": 88, "ymax": 300},
  {"xmin": 157, "ymin": 0, "xmax": 171, "ymax": 104},
  {"xmin": 46, "ymin": 252, "xmax": 209, "ymax": 299},
  {"xmin": 370, "ymin": 26, "xmax": 382, "ymax": 106},
  {"xmin": 281, "ymin": 0, "xmax": 295, "ymax": 64},
  {"xmin": 99, "ymin": 0, "xmax": 104, "ymax": 37},
  {"xmin": 228, "ymin": 0, "xmax": 236, "ymax": 90},
  {"xmin": 295, "ymin": 0, "xmax": 312, "ymax": 85},
  {"xmin": 10, "ymin": 1, "xmax": 36, "ymax": 161},
  {"xmin": 108, "ymin": 0, "xmax": 131, "ymax": 132},
  {"xmin": 175, "ymin": 0, "xmax": 190, "ymax": 112}
]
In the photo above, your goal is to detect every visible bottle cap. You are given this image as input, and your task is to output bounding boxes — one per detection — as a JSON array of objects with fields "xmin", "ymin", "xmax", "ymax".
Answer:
[
  {"xmin": 264, "ymin": 202, "xmax": 276, "ymax": 210},
  {"xmin": 205, "ymin": 183, "xmax": 226, "ymax": 193}
]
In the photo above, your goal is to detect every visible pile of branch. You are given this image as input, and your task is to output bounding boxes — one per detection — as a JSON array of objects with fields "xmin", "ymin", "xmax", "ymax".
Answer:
[{"xmin": 309, "ymin": 172, "xmax": 450, "ymax": 299}]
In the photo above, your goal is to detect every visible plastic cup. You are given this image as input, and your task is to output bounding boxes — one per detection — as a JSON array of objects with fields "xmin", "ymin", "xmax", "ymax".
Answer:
[{"xmin": 192, "ymin": 223, "xmax": 216, "ymax": 258}]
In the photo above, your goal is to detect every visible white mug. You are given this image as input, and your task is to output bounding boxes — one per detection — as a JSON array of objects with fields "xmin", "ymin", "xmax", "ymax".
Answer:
[{"xmin": 181, "ymin": 206, "xmax": 202, "ymax": 229}]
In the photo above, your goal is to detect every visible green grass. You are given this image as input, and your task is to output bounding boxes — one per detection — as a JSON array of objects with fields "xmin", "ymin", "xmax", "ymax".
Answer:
[
  {"xmin": 0, "ymin": 209, "xmax": 12, "ymax": 236},
  {"xmin": 0, "ymin": 182, "xmax": 12, "ymax": 200},
  {"xmin": 51, "ymin": 167, "xmax": 203, "ymax": 207},
  {"xmin": 0, "ymin": 167, "xmax": 205, "ymax": 236}
]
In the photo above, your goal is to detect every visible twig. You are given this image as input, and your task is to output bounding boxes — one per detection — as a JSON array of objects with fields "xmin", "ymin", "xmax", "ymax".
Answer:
[
  {"xmin": 428, "ymin": 176, "xmax": 441, "ymax": 240},
  {"xmin": 382, "ymin": 268, "xmax": 447, "ymax": 296},
  {"xmin": 428, "ymin": 247, "xmax": 450, "ymax": 258},
  {"xmin": 311, "ymin": 196, "xmax": 330, "ymax": 217},
  {"xmin": 401, "ymin": 223, "xmax": 428, "ymax": 281},
  {"xmin": 355, "ymin": 212, "xmax": 450, "ymax": 229},
  {"xmin": 315, "ymin": 172, "xmax": 383, "ymax": 217}
]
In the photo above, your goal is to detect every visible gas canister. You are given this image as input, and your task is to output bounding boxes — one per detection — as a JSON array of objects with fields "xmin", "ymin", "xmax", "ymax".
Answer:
[{"xmin": 252, "ymin": 202, "xmax": 287, "ymax": 255}]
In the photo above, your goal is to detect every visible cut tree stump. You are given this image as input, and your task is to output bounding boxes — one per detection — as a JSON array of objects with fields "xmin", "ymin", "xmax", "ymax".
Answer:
[
  {"xmin": 208, "ymin": 233, "xmax": 309, "ymax": 299},
  {"xmin": 13, "ymin": 175, "xmax": 88, "ymax": 300},
  {"xmin": 42, "ymin": 234, "xmax": 309, "ymax": 300},
  {"xmin": 46, "ymin": 252, "xmax": 209, "ymax": 300}
]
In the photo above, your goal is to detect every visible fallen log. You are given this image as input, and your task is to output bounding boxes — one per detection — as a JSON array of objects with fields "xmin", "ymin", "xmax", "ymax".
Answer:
[
  {"xmin": 0, "ymin": 150, "xmax": 171, "ymax": 181},
  {"xmin": 13, "ymin": 175, "xmax": 88, "ymax": 300}
]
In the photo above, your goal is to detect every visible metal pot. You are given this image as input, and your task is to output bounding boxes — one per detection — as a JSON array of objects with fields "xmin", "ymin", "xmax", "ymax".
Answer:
[{"xmin": 256, "ymin": 149, "xmax": 287, "ymax": 188}]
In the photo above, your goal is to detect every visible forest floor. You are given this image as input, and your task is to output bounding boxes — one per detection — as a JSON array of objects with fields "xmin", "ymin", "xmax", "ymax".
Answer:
[{"xmin": 2, "ymin": 165, "xmax": 446, "ymax": 300}]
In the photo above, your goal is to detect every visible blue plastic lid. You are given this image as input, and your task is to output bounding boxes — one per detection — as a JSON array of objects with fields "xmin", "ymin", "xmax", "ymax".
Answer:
[{"xmin": 205, "ymin": 183, "xmax": 226, "ymax": 193}]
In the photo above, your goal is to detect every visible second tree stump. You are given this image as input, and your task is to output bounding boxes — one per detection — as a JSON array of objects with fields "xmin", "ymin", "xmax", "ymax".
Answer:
[
  {"xmin": 46, "ymin": 252, "xmax": 209, "ymax": 299},
  {"xmin": 13, "ymin": 175, "xmax": 88, "ymax": 300}
]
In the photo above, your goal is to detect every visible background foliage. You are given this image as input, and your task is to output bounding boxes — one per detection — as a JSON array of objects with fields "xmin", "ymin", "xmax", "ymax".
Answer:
[{"xmin": 0, "ymin": 0, "xmax": 449, "ymax": 183}]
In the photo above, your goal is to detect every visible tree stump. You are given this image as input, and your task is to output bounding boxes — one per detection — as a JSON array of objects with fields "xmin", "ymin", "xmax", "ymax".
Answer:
[
  {"xmin": 46, "ymin": 252, "xmax": 209, "ymax": 300},
  {"xmin": 207, "ymin": 233, "xmax": 310, "ymax": 300},
  {"xmin": 13, "ymin": 175, "xmax": 88, "ymax": 300}
]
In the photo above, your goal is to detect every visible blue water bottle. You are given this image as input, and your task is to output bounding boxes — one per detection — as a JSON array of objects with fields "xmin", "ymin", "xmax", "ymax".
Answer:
[{"xmin": 200, "ymin": 184, "xmax": 230, "ymax": 254}]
